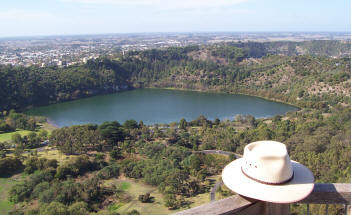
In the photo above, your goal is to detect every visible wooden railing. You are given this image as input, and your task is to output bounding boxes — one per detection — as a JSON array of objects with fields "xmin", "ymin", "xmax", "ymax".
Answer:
[{"xmin": 174, "ymin": 183, "xmax": 351, "ymax": 215}]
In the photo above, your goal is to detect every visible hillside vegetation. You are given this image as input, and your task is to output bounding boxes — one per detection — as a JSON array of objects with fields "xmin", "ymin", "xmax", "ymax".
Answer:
[
  {"xmin": 1, "ymin": 40, "xmax": 351, "ymax": 215},
  {"xmin": 1, "ymin": 40, "xmax": 350, "ymax": 111}
]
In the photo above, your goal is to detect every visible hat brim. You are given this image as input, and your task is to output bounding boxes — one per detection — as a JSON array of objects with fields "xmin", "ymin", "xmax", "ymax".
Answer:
[{"xmin": 222, "ymin": 158, "xmax": 314, "ymax": 203}]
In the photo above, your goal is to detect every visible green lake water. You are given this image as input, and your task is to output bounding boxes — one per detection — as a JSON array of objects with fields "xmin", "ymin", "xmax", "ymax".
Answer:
[{"xmin": 26, "ymin": 89, "xmax": 298, "ymax": 127}]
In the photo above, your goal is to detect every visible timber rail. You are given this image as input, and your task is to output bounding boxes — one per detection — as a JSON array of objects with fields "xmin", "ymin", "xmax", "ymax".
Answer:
[{"xmin": 174, "ymin": 183, "xmax": 351, "ymax": 215}]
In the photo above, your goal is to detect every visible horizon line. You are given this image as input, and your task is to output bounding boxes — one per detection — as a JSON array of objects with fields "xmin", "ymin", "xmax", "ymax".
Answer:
[{"xmin": 1, "ymin": 31, "xmax": 351, "ymax": 39}]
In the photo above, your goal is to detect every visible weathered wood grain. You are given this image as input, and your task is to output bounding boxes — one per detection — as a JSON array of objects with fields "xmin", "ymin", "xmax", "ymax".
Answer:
[
  {"xmin": 300, "ymin": 183, "xmax": 351, "ymax": 204},
  {"xmin": 174, "ymin": 184, "xmax": 351, "ymax": 215},
  {"xmin": 173, "ymin": 195, "xmax": 257, "ymax": 215}
]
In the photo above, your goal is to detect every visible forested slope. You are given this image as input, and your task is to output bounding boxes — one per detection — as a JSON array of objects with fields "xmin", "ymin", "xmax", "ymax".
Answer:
[
  {"xmin": 1, "ymin": 41, "xmax": 351, "ymax": 112},
  {"xmin": 1, "ymin": 40, "xmax": 351, "ymax": 215}
]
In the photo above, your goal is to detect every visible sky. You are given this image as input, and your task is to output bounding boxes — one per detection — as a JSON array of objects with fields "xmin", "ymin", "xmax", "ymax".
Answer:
[{"xmin": 0, "ymin": 0, "xmax": 350, "ymax": 37}]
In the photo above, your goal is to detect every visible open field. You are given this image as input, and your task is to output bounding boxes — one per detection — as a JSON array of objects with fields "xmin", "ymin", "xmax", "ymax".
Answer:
[
  {"xmin": 0, "ymin": 177, "xmax": 20, "ymax": 214},
  {"xmin": 36, "ymin": 149, "xmax": 74, "ymax": 163},
  {"xmin": 105, "ymin": 177, "xmax": 170, "ymax": 215},
  {"xmin": 0, "ymin": 200, "xmax": 13, "ymax": 215},
  {"xmin": 0, "ymin": 122, "xmax": 56, "ymax": 143},
  {"xmin": 105, "ymin": 177, "xmax": 212, "ymax": 215},
  {"xmin": 0, "ymin": 130, "xmax": 33, "ymax": 142},
  {"xmin": 6, "ymin": 148, "xmax": 73, "ymax": 164}
]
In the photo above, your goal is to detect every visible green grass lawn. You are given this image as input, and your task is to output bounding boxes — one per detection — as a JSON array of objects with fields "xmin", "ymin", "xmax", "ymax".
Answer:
[
  {"xmin": 0, "ymin": 177, "xmax": 18, "ymax": 214},
  {"xmin": 108, "ymin": 202, "xmax": 124, "ymax": 211},
  {"xmin": 0, "ymin": 130, "xmax": 33, "ymax": 142},
  {"xmin": 112, "ymin": 178, "xmax": 171, "ymax": 215},
  {"xmin": 105, "ymin": 177, "xmax": 212, "ymax": 215},
  {"xmin": 0, "ymin": 122, "xmax": 57, "ymax": 143},
  {"xmin": 119, "ymin": 181, "xmax": 131, "ymax": 191},
  {"xmin": 0, "ymin": 200, "xmax": 14, "ymax": 215}
]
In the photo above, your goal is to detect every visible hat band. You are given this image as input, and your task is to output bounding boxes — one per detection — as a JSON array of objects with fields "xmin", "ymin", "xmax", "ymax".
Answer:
[{"xmin": 241, "ymin": 167, "xmax": 294, "ymax": 185}]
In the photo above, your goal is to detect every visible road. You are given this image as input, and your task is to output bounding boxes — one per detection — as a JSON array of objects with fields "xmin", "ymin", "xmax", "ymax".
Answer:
[
  {"xmin": 210, "ymin": 180, "xmax": 223, "ymax": 202},
  {"xmin": 194, "ymin": 150, "xmax": 242, "ymax": 159}
]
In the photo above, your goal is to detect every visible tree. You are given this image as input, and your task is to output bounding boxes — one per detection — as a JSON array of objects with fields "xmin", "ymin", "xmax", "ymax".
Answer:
[
  {"xmin": 246, "ymin": 115, "xmax": 257, "ymax": 127},
  {"xmin": 27, "ymin": 132, "xmax": 40, "ymax": 148},
  {"xmin": 14, "ymin": 144, "xmax": 24, "ymax": 160},
  {"xmin": 0, "ymin": 142, "xmax": 6, "ymax": 158},
  {"xmin": 234, "ymin": 114, "xmax": 243, "ymax": 123},
  {"xmin": 67, "ymin": 202, "xmax": 89, "ymax": 215},
  {"xmin": 82, "ymin": 177, "xmax": 102, "ymax": 203},
  {"xmin": 110, "ymin": 148, "xmax": 123, "ymax": 160},
  {"xmin": 298, "ymin": 89, "xmax": 305, "ymax": 97},
  {"xmin": 179, "ymin": 118, "xmax": 187, "ymax": 130},
  {"xmin": 11, "ymin": 133, "xmax": 22, "ymax": 145},
  {"xmin": 214, "ymin": 118, "xmax": 220, "ymax": 125},
  {"xmin": 39, "ymin": 201, "xmax": 69, "ymax": 215},
  {"xmin": 186, "ymin": 179, "xmax": 201, "ymax": 196},
  {"xmin": 98, "ymin": 121, "xmax": 125, "ymax": 146},
  {"xmin": 97, "ymin": 164, "xmax": 120, "ymax": 179},
  {"xmin": 50, "ymin": 126, "xmax": 103, "ymax": 154},
  {"xmin": 139, "ymin": 120, "xmax": 144, "ymax": 128},
  {"xmin": 24, "ymin": 157, "xmax": 58, "ymax": 174},
  {"xmin": 9, "ymin": 182, "xmax": 32, "ymax": 203},
  {"xmin": 121, "ymin": 140, "xmax": 136, "ymax": 154},
  {"xmin": 0, "ymin": 120, "xmax": 12, "ymax": 132},
  {"xmin": 0, "ymin": 157, "xmax": 23, "ymax": 176},
  {"xmin": 167, "ymin": 128, "xmax": 178, "ymax": 144},
  {"xmin": 164, "ymin": 193, "xmax": 179, "ymax": 210},
  {"xmin": 38, "ymin": 129, "xmax": 48, "ymax": 140},
  {"xmin": 182, "ymin": 154, "xmax": 201, "ymax": 173},
  {"xmin": 123, "ymin": 120, "xmax": 139, "ymax": 129}
]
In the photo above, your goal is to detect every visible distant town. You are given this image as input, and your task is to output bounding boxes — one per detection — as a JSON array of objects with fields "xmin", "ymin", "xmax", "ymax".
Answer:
[{"xmin": 1, "ymin": 32, "xmax": 351, "ymax": 67}]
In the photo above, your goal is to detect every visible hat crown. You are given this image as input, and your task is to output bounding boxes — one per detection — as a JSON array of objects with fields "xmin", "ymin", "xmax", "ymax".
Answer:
[{"xmin": 242, "ymin": 141, "xmax": 293, "ymax": 184}]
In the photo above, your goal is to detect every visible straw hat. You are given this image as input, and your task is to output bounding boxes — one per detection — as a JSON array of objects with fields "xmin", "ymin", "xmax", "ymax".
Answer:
[{"xmin": 222, "ymin": 141, "xmax": 314, "ymax": 203}]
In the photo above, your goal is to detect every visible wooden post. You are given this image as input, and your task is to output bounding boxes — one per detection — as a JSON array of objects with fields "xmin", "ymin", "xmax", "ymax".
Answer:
[{"xmin": 262, "ymin": 202, "xmax": 290, "ymax": 215}]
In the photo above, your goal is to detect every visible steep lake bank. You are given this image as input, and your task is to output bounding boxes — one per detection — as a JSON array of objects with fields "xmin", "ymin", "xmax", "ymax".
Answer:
[{"xmin": 26, "ymin": 88, "xmax": 298, "ymax": 127}]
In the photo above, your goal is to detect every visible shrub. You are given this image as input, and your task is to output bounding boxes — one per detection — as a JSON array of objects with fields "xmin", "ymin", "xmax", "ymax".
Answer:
[
  {"xmin": 123, "ymin": 120, "xmax": 138, "ymax": 129},
  {"xmin": 55, "ymin": 180, "xmax": 82, "ymax": 205},
  {"xmin": 55, "ymin": 155, "xmax": 94, "ymax": 179},
  {"xmin": 97, "ymin": 164, "xmax": 120, "ymax": 180},
  {"xmin": 0, "ymin": 157, "xmax": 23, "ymax": 176},
  {"xmin": 67, "ymin": 202, "xmax": 89, "ymax": 215},
  {"xmin": 126, "ymin": 210, "xmax": 140, "ymax": 215},
  {"xmin": 39, "ymin": 202, "xmax": 69, "ymax": 215},
  {"xmin": 31, "ymin": 182, "xmax": 50, "ymax": 199},
  {"xmin": 9, "ymin": 169, "xmax": 56, "ymax": 203},
  {"xmin": 110, "ymin": 148, "xmax": 123, "ymax": 160},
  {"xmin": 39, "ymin": 182, "xmax": 62, "ymax": 203},
  {"xmin": 24, "ymin": 157, "xmax": 58, "ymax": 174},
  {"xmin": 138, "ymin": 193, "xmax": 151, "ymax": 203},
  {"xmin": 9, "ymin": 183, "xmax": 32, "ymax": 203}
]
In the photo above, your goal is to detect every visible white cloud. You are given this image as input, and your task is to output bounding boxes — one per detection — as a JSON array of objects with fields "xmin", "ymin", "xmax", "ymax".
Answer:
[{"xmin": 62, "ymin": 0, "xmax": 249, "ymax": 9}]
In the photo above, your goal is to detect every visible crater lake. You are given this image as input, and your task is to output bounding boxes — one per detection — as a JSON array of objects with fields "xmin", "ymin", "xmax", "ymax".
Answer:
[{"xmin": 26, "ymin": 88, "xmax": 299, "ymax": 127}]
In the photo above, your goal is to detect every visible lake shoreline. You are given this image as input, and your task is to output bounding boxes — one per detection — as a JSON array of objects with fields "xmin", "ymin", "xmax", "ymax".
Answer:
[
  {"xmin": 46, "ymin": 119, "xmax": 60, "ymax": 129},
  {"xmin": 25, "ymin": 86, "xmax": 300, "ymax": 116},
  {"xmin": 27, "ymin": 88, "xmax": 298, "ymax": 127},
  {"xmin": 146, "ymin": 86, "xmax": 301, "ymax": 110}
]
